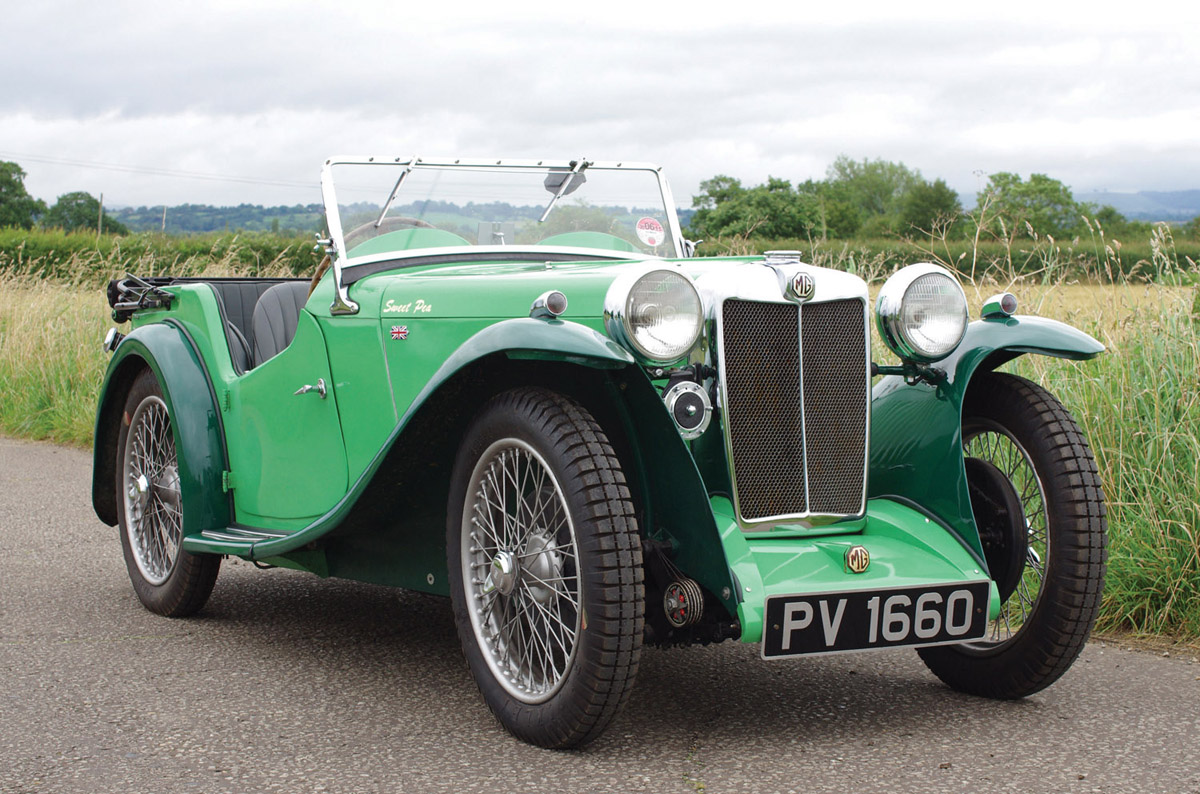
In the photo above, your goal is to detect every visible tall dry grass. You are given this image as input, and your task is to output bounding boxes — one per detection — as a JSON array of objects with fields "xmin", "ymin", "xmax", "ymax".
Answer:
[{"xmin": 0, "ymin": 227, "xmax": 1197, "ymax": 637}]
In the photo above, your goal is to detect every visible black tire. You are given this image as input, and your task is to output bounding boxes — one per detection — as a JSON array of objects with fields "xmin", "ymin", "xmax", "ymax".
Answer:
[
  {"xmin": 116, "ymin": 369, "xmax": 220, "ymax": 617},
  {"xmin": 918, "ymin": 371, "xmax": 1107, "ymax": 698},
  {"xmin": 446, "ymin": 387, "xmax": 643, "ymax": 748}
]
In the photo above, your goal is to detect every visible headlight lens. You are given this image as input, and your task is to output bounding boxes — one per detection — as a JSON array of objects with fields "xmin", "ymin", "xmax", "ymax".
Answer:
[
  {"xmin": 606, "ymin": 269, "xmax": 703, "ymax": 363},
  {"xmin": 876, "ymin": 263, "xmax": 967, "ymax": 362}
]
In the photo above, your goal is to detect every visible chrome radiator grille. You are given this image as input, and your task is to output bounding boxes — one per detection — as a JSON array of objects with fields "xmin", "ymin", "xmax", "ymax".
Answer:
[{"xmin": 719, "ymin": 297, "xmax": 868, "ymax": 524}]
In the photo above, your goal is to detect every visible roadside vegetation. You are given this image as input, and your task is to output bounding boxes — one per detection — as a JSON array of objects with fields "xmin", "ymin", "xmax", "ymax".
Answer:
[{"xmin": 1, "ymin": 152, "xmax": 1197, "ymax": 640}]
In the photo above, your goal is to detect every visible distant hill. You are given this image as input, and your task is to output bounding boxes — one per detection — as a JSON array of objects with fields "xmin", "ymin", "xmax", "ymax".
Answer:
[
  {"xmin": 112, "ymin": 201, "xmax": 701, "ymax": 236},
  {"xmin": 1076, "ymin": 190, "xmax": 1200, "ymax": 222},
  {"xmin": 110, "ymin": 203, "xmax": 326, "ymax": 234}
]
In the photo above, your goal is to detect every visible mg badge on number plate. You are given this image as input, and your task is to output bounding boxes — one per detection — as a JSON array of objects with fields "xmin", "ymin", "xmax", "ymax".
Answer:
[
  {"xmin": 845, "ymin": 545, "xmax": 870, "ymax": 574},
  {"xmin": 788, "ymin": 271, "xmax": 815, "ymax": 302}
]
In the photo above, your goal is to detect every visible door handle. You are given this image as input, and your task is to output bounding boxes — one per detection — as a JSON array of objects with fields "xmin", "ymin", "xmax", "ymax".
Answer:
[{"xmin": 294, "ymin": 378, "xmax": 327, "ymax": 399}]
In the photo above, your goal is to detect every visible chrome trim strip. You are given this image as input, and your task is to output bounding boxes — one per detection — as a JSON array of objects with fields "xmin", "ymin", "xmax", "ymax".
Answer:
[
  {"xmin": 797, "ymin": 305, "xmax": 811, "ymax": 513},
  {"xmin": 319, "ymin": 158, "xmax": 358, "ymax": 315},
  {"xmin": 342, "ymin": 244, "xmax": 654, "ymax": 275}
]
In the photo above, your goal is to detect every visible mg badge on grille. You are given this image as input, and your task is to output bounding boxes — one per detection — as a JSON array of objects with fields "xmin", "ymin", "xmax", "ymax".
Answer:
[
  {"xmin": 787, "ymin": 271, "xmax": 815, "ymax": 303},
  {"xmin": 845, "ymin": 545, "xmax": 870, "ymax": 574}
]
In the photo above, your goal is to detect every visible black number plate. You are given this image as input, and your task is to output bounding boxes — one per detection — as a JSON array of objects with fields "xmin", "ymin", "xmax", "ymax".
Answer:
[{"xmin": 761, "ymin": 580, "xmax": 991, "ymax": 658}]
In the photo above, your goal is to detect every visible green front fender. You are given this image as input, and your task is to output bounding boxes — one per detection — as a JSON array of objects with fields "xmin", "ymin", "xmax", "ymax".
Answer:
[
  {"xmin": 92, "ymin": 321, "xmax": 231, "ymax": 536},
  {"xmin": 460, "ymin": 316, "xmax": 637, "ymax": 370},
  {"xmin": 869, "ymin": 315, "xmax": 1104, "ymax": 563}
]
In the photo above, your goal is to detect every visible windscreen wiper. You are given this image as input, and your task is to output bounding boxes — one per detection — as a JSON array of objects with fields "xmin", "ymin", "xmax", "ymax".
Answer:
[
  {"xmin": 539, "ymin": 159, "xmax": 590, "ymax": 223},
  {"xmin": 374, "ymin": 155, "xmax": 419, "ymax": 228}
]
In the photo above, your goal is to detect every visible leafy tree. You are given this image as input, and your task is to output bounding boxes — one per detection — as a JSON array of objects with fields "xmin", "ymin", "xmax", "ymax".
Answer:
[
  {"xmin": 688, "ymin": 176, "xmax": 820, "ymax": 239},
  {"xmin": 797, "ymin": 179, "xmax": 862, "ymax": 238},
  {"xmin": 1083, "ymin": 204, "xmax": 1152, "ymax": 239},
  {"xmin": 825, "ymin": 156, "xmax": 923, "ymax": 219},
  {"xmin": 978, "ymin": 172, "xmax": 1080, "ymax": 239},
  {"xmin": 42, "ymin": 191, "xmax": 130, "ymax": 235},
  {"xmin": 0, "ymin": 161, "xmax": 47, "ymax": 229},
  {"xmin": 691, "ymin": 175, "xmax": 745, "ymax": 209},
  {"xmin": 900, "ymin": 178, "xmax": 963, "ymax": 236}
]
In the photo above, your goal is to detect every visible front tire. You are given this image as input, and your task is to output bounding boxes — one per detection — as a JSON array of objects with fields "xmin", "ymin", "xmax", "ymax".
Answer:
[
  {"xmin": 447, "ymin": 388, "xmax": 643, "ymax": 748},
  {"xmin": 116, "ymin": 369, "xmax": 220, "ymax": 617},
  {"xmin": 918, "ymin": 372, "xmax": 1107, "ymax": 698}
]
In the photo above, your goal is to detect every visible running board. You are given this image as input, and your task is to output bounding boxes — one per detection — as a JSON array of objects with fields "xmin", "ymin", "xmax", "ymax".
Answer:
[{"xmin": 183, "ymin": 527, "xmax": 291, "ymax": 555}]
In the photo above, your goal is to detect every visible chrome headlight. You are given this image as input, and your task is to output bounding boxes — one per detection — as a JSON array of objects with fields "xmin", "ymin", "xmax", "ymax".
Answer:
[
  {"xmin": 605, "ymin": 269, "xmax": 703, "ymax": 364},
  {"xmin": 876, "ymin": 263, "xmax": 968, "ymax": 362}
]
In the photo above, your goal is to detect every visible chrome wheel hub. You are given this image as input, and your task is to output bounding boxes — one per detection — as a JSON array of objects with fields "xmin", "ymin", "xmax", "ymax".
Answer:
[
  {"xmin": 128, "ymin": 474, "xmax": 150, "ymax": 517},
  {"xmin": 521, "ymin": 531, "xmax": 562, "ymax": 606},
  {"xmin": 484, "ymin": 550, "xmax": 519, "ymax": 596}
]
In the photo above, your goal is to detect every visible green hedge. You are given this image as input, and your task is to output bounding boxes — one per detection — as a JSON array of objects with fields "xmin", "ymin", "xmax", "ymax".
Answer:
[
  {"xmin": 0, "ymin": 228, "xmax": 321, "ymax": 284},
  {"xmin": 4, "ymin": 225, "xmax": 1198, "ymax": 286},
  {"xmin": 694, "ymin": 231, "xmax": 1200, "ymax": 283}
]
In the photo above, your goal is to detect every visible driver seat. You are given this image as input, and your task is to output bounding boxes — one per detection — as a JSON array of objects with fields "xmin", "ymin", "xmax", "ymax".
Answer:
[{"xmin": 251, "ymin": 282, "xmax": 310, "ymax": 366}]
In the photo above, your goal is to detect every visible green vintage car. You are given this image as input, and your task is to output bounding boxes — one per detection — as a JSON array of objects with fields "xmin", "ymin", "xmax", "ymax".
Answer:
[{"xmin": 93, "ymin": 157, "xmax": 1107, "ymax": 748}]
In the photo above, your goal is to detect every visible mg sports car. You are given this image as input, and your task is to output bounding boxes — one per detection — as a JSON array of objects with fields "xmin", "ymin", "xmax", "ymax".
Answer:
[{"xmin": 93, "ymin": 156, "xmax": 1107, "ymax": 748}]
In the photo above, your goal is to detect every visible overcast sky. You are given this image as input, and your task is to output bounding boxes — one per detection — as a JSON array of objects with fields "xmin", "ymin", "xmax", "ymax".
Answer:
[{"xmin": 4, "ymin": 0, "xmax": 1198, "ymax": 209}]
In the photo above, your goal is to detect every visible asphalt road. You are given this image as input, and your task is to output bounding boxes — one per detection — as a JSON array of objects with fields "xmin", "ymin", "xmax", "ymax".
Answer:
[{"xmin": 2, "ymin": 437, "xmax": 1198, "ymax": 794}]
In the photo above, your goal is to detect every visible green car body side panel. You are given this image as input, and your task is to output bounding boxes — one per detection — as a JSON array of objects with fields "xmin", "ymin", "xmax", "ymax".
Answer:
[
  {"xmin": 606, "ymin": 370, "xmax": 739, "ymax": 619},
  {"xmin": 180, "ymin": 308, "xmax": 637, "ymax": 566},
  {"xmin": 92, "ymin": 320, "xmax": 231, "ymax": 536},
  {"xmin": 869, "ymin": 315, "xmax": 1104, "ymax": 565},
  {"xmin": 224, "ymin": 311, "xmax": 348, "ymax": 523}
]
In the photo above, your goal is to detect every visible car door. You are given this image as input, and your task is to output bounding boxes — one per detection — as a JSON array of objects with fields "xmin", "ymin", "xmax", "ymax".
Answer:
[{"xmin": 224, "ymin": 311, "xmax": 349, "ymax": 525}]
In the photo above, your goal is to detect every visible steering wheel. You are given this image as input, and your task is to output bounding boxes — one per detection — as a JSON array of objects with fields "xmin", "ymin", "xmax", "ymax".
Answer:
[{"xmin": 343, "ymin": 216, "xmax": 435, "ymax": 250}]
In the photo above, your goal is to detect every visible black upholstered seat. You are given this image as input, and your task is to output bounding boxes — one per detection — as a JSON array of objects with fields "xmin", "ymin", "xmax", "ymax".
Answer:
[{"xmin": 251, "ymin": 282, "xmax": 311, "ymax": 365}]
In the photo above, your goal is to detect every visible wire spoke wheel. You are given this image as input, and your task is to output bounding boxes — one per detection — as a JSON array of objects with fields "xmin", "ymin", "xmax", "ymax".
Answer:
[
  {"xmin": 464, "ymin": 439, "xmax": 581, "ymax": 703},
  {"xmin": 448, "ymin": 387, "xmax": 643, "ymax": 748},
  {"xmin": 963, "ymin": 421, "xmax": 1048, "ymax": 646},
  {"xmin": 917, "ymin": 372, "xmax": 1106, "ymax": 699},
  {"xmin": 122, "ymin": 395, "xmax": 182, "ymax": 585},
  {"xmin": 116, "ymin": 369, "xmax": 219, "ymax": 617}
]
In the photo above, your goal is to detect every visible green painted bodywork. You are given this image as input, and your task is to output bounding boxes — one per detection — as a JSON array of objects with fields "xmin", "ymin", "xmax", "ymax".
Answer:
[
  {"xmin": 94, "ymin": 249, "xmax": 1102, "ymax": 647},
  {"xmin": 727, "ymin": 498, "xmax": 999, "ymax": 643},
  {"xmin": 869, "ymin": 316, "xmax": 1104, "ymax": 564},
  {"xmin": 92, "ymin": 319, "xmax": 231, "ymax": 536},
  {"xmin": 225, "ymin": 312, "xmax": 348, "ymax": 523}
]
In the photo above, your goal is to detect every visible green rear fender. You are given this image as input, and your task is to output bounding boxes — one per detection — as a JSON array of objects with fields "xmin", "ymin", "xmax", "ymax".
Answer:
[
  {"xmin": 869, "ymin": 315, "xmax": 1104, "ymax": 563},
  {"xmin": 92, "ymin": 322, "xmax": 231, "ymax": 536}
]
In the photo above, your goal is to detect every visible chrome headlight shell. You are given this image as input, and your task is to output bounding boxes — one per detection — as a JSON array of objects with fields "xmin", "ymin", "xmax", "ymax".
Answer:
[
  {"xmin": 604, "ymin": 268, "xmax": 703, "ymax": 364},
  {"xmin": 876, "ymin": 263, "xmax": 968, "ymax": 362}
]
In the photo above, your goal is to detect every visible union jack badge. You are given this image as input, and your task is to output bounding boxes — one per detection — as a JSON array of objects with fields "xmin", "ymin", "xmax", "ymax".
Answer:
[{"xmin": 390, "ymin": 325, "xmax": 409, "ymax": 341}]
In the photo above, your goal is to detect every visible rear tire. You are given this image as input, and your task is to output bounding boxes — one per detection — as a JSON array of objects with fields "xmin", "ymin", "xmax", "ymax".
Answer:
[
  {"xmin": 116, "ymin": 369, "xmax": 220, "ymax": 617},
  {"xmin": 918, "ymin": 372, "xmax": 1106, "ymax": 698},
  {"xmin": 447, "ymin": 387, "xmax": 643, "ymax": 748}
]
